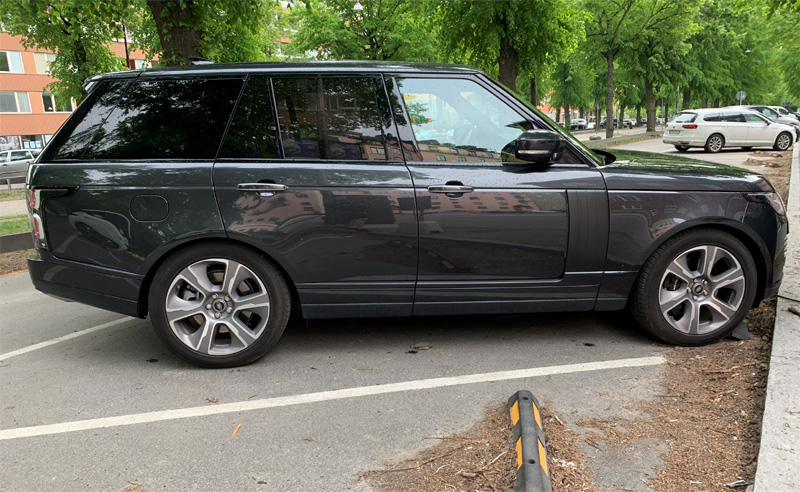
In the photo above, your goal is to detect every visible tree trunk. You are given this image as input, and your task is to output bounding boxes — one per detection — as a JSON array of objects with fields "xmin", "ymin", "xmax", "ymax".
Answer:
[
  {"xmin": 564, "ymin": 106, "xmax": 571, "ymax": 129},
  {"xmin": 713, "ymin": 98, "xmax": 720, "ymax": 108},
  {"xmin": 619, "ymin": 104, "xmax": 626, "ymax": 128},
  {"xmin": 605, "ymin": 50, "xmax": 615, "ymax": 138},
  {"xmin": 702, "ymin": 97, "xmax": 708, "ymax": 108},
  {"xmin": 529, "ymin": 75, "xmax": 537, "ymax": 107},
  {"xmin": 147, "ymin": 0, "xmax": 203, "ymax": 66},
  {"xmin": 682, "ymin": 90, "xmax": 691, "ymax": 111},
  {"xmin": 645, "ymin": 78, "xmax": 656, "ymax": 132},
  {"xmin": 498, "ymin": 36, "xmax": 518, "ymax": 91},
  {"xmin": 555, "ymin": 108, "xmax": 561, "ymax": 123},
  {"xmin": 635, "ymin": 103, "xmax": 642, "ymax": 127}
]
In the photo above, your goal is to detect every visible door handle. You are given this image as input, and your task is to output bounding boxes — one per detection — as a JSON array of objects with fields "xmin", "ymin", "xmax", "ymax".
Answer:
[
  {"xmin": 237, "ymin": 183, "xmax": 288, "ymax": 197},
  {"xmin": 427, "ymin": 185, "xmax": 474, "ymax": 194}
]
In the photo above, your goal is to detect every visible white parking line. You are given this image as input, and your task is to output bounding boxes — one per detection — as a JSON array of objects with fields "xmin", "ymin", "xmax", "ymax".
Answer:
[
  {"xmin": 0, "ymin": 318, "xmax": 132, "ymax": 361},
  {"xmin": 0, "ymin": 355, "xmax": 664, "ymax": 440}
]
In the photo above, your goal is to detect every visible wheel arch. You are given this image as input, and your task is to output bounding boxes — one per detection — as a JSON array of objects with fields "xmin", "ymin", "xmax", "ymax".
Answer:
[
  {"xmin": 137, "ymin": 237, "xmax": 301, "ymax": 318},
  {"xmin": 632, "ymin": 221, "xmax": 769, "ymax": 306}
]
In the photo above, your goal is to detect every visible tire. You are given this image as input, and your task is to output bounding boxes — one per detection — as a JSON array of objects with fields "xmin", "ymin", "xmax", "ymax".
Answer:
[
  {"xmin": 774, "ymin": 132, "xmax": 792, "ymax": 151},
  {"xmin": 630, "ymin": 229, "xmax": 756, "ymax": 346},
  {"xmin": 148, "ymin": 243, "xmax": 291, "ymax": 368},
  {"xmin": 674, "ymin": 145, "xmax": 689, "ymax": 152},
  {"xmin": 704, "ymin": 133, "xmax": 724, "ymax": 153}
]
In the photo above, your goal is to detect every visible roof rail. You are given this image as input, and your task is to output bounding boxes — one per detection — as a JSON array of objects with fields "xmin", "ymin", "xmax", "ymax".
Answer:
[{"xmin": 188, "ymin": 57, "xmax": 213, "ymax": 65}]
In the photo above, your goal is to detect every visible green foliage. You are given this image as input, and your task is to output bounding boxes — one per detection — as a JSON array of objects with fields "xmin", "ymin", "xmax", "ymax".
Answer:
[
  {"xmin": 289, "ymin": 0, "xmax": 440, "ymax": 61},
  {"xmin": 0, "ymin": 0, "xmax": 145, "ymax": 101}
]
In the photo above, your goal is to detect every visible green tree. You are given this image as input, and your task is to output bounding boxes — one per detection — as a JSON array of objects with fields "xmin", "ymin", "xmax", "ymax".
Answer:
[
  {"xmin": 289, "ymin": 0, "xmax": 440, "ymax": 61},
  {"xmin": 145, "ymin": 0, "xmax": 277, "ymax": 65},
  {"xmin": 0, "ymin": 0, "xmax": 145, "ymax": 101},
  {"xmin": 437, "ymin": 0, "xmax": 584, "ymax": 94},
  {"xmin": 547, "ymin": 52, "xmax": 593, "ymax": 128}
]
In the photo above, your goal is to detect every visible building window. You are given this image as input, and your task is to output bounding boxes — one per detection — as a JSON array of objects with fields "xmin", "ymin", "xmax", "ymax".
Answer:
[
  {"xmin": 436, "ymin": 155, "xmax": 446, "ymax": 161},
  {"xmin": 21, "ymin": 135, "xmax": 44, "ymax": 149},
  {"xmin": 449, "ymin": 148, "xmax": 459, "ymax": 154},
  {"xmin": 42, "ymin": 93, "xmax": 73, "ymax": 112},
  {"xmin": 0, "ymin": 51, "xmax": 24, "ymax": 73},
  {"xmin": 457, "ymin": 157, "xmax": 467, "ymax": 162},
  {"xmin": 33, "ymin": 53, "xmax": 57, "ymax": 74},
  {"xmin": 0, "ymin": 92, "xmax": 31, "ymax": 113},
  {"xmin": 133, "ymin": 59, "xmax": 153, "ymax": 70}
]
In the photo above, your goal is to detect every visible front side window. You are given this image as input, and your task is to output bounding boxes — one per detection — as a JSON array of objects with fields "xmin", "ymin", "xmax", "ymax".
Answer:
[
  {"xmin": 0, "ymin": 92, "xmax": 31, "ymax": 113},
  {"xmin": 272, "ymin": 77, "xmax": 386, "ymax": 161},
  {"xmin": 9, "ymin": 150, "xmax": 32, "ymax": 161},
  {"xmin": 86, "ymin": 77, "xmax": 243, "ymax": 160},
  {"xmin": 396, "ymin": 78, "xmax": 531, "ymax": 163},
  {"xmin": 0, "ymin": 51, "xmax": 24, "ymax": 73}
]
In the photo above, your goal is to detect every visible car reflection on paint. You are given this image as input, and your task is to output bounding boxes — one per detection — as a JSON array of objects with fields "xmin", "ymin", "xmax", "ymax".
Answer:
[{"xmin": 68, "ymin": 211, "xmax": 130, "ymax": 251}]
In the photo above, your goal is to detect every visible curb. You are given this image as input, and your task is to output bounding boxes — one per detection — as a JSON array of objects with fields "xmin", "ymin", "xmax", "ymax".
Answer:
[
  {"xmin": 508, "ymin": 391, "xmax": 552, "ymax": 492},
  {"xmin": 753, "ymin": 143, "xmax": 800, "ymax": 491}
]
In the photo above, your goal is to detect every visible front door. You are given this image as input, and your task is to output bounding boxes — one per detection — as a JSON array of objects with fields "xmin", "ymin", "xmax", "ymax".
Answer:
[
  {"xmin": 213, "ymin": 75, "xmax": 417, "ymax": 318},
  {"xmin": 389, "ymin": 75, "xmax": 607, "ymax": 315}
]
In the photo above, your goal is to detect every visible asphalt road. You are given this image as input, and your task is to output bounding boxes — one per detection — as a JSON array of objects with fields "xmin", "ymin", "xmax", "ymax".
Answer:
[{"xmin": 0, "ymin": 268, "xmax": 669, "ymax": 491}]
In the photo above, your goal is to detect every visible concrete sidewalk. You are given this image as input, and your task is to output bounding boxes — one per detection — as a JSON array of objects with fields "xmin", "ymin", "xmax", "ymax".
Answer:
[{"xmin": 753, "ymin": 143, "xmax": 800, "ymax": 491}]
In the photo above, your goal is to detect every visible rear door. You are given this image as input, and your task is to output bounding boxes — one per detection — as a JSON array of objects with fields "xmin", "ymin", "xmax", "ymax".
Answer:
[
  {"xmin": 213, "ymin": 74, "xmax": 417, "ymax": 318},
  {"xmin": 720, "ymin": 112, "xmax": 748, "ymax": 145},
  {"xmin": 388, "ymin": 75, "xmax": 608, "ymax": 315}
]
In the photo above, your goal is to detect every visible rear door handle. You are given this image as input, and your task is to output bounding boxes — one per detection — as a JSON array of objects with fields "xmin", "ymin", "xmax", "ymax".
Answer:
[
  {"xmin": 427, "ymin": 185, "xmax": 474, "ymax": 194},
  {"xmin": 237, "ymin": 183, "xmax": 288, "ymax": 197}
]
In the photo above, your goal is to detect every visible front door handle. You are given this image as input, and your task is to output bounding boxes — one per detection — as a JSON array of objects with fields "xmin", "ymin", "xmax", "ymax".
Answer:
[
  {"xmin": 427, "ymin": 185, "xmax": 474, "ymax": 194},
  {"xmin": 237, "ymin": 183, "xmax": 288, "ymax": 197}
]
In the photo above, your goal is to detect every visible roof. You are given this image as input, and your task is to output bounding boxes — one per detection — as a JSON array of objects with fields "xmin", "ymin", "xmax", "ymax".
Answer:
[{"xmin": 88, "ymin": 61, "xmax": 481, "ymax": 82}]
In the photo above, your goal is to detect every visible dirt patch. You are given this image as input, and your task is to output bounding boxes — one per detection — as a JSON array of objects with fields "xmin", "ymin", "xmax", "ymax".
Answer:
[
  {"xmin": 364, "ymin": 150, "xmax": 790, "ymax": 491},
  {"xmin": 0, "ymin": 249, "xmax": 31, "ymax": 277}
]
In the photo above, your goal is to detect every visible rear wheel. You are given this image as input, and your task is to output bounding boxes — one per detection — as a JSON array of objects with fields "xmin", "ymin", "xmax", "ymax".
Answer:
[
  {"xmin": 148, "ymin": 243, "xmax": 291, "ymax": 368},
  {"xmin": 774, "ymin": 132, "xmax": 792, "ymax": 151},
  {"xmin": 630, "ymin": 229, "xmax": 756, "ymax": 346},
  {"xmin": 674, "ymin": 145, "xmax": 689, "ymax": 152},
  {"xmin": 704, "ymin": 134, "xmax": 724, "ymax": 153}
]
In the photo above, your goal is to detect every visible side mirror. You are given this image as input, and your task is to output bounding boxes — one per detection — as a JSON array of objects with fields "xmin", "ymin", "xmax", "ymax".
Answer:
[{"xmin": 513, "ymin": 130, "xmax": 565, "ymax": 164}]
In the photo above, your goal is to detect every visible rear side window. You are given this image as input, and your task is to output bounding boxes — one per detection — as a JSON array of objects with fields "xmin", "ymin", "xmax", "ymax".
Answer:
[
  {"xmin": 219, "ymin": 75, "xmax": 278, "ymax": 159},
  {"xmin": 721, "ymin": 112, "xmax": 745, "ymax": 123},
  {"xmin": 672, "ymin": 113, "xmax": 697, "ymax": 123},
  {"xmin": 86, "ymin": 78, "xmax": 243, "ymax": 160},
  {"xmin": 703, "ymin": 113, "xmax": 720, "ymax": 122},
  {"xmin": 272, "ymin": 77, "xmax": 386, "ymax": 160},
  {"xmin": 42, "ymin": 79, "xmax": 129, "ymax": 161}
]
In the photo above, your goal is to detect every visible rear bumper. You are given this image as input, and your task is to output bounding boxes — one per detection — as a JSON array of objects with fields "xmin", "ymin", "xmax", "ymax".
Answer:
[{"xmin": 28, "ymin": 252, "xmax": 144, "ymax": 318}]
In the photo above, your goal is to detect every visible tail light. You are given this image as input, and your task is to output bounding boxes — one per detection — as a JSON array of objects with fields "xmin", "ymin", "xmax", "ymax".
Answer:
[{"xmin": 682, "ymin": 124, "xmax": 698, "ymax": 129}]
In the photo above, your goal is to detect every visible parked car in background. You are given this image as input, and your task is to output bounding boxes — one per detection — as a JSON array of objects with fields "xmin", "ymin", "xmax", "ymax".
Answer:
[
  {"xmin": 26, "ymin": 62, "xmax": 787, "ymax": 367},
  {"xmin": 772, "ymin": 106, "xmax": 799, "ymax": 121},
  {"xmin": 600, "ymin": 117, "xmax": 619, "ymax": 128},
  {"xmin": 663, "ymin": 108, "xmax": 795, "ymax": 152},
  {"xmin": 570, "ymin": 118, "xmax": 587, "ymax": 130},
  {"xmin": 727, "ymin": 105, "xmax": 800, "ymax": 141},
  {"xmin": 0, "ymin": 149, "xmax": 39, "ymax": 180},
  {"xmin": 623, "ymin": 118, "xmax": 636, "ymax": 129}
]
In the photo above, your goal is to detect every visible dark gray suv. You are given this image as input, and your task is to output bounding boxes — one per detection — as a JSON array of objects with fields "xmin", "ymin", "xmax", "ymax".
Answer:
[{"xmin": 26, "ymin": 62, "xmax": 787, "ymax": 367}]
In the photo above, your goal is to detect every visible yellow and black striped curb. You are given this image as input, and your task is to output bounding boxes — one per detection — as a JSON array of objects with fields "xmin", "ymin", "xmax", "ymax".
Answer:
[
  {"xmin": 752, "ymin": 151, "xmax": 785, "ymax": 158},
  {"xmin": 508, "ymin": 390, "xmax": 552, "ymax": 492},
  {"xmin": 745, "ymin": 158, "xmax": 782, "ymax": 168}
]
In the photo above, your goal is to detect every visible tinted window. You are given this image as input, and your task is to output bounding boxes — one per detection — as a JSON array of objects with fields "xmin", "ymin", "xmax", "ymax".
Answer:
[
  {"xmin": 703, "ymin": 113, "xmax": 720, "ymax": 122},
  {"xmin": 86, "ymin": 78, "xmax": 243, "ymax": 160},
  {"xmin": 396, "ymin": 78, "xmax": 531, "ymax": 163},
  {"xmin": 721, "ymin": 112, "xmax": 745, "ymax": 123},
  {"xmin": 272, "ymin": 77, "xmax": 386, "ymax": 160},
  {"xmin": 219, "ymin": 76, "xmax": 278, "ymax": 159},
  {"xmin": 43, "ymin": 79, "xmax": 129, "ymax": 161},
  {"xmin": 672, "ymin": 113, "xmax": 697, "ymax": 123},
  {"xmin": 744, "ymin": 112, "xmax": 767, "ymax": 123}
]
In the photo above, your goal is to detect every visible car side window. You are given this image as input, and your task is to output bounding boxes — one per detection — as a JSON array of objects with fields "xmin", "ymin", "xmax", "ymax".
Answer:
[
  {"xmin": 395, "ymin": 78, "xmax": 531, "ymax": 163},
  {"xmin": 744, "ymin": 113, "xmax": 765, "ymax": 123},
  {"xmin": 10, "ymin": 150, "xmax": 29, "ymax": 161},
  {"xmin": 272, "ymin": 77, "xmax": 387, "ymax": 161},
  {"xmin": 85, "ymin": 77, "xmax": 243, "ymax": 160},
  {"xmin": 219, "ymin": 75, "xmax": 278, "ymax": 159},
  {"xmin": 720, "ymin": 112, "xmax": 745, "ymax": 123},
  {"xmin": 703, "ymin": 113, "xmax": 720, "ymax": 122}
]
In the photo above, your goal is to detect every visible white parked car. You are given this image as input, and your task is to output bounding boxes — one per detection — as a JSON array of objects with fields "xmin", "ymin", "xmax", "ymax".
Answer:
[
  {"xmin": 663, "ymin": 108, "xmax": 795, "ymax": 153},
  {"xmin": 0, "ymin": 149, "xmax": 39, "ymax": 180}
]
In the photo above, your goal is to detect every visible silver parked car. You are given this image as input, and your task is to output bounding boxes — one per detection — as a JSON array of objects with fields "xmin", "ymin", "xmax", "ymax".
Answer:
[
  {"xmin": 0, "ymin": 149, "xmax": 39, "ymax": 180},
  {"xmin": 663, "ymin": 108, "xmax": 795, "ymax": 153}
]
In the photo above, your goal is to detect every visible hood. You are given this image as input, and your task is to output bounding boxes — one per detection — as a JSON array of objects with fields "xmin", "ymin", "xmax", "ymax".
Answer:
[{"xmin": 598, "ymin": 149, "xmax": 773, "ymax": 193}]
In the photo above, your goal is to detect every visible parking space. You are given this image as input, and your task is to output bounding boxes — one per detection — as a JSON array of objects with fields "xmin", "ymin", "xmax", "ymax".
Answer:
[{"xmin": 0, "ymin": 271, "xmax": 667, "ymax": 491}]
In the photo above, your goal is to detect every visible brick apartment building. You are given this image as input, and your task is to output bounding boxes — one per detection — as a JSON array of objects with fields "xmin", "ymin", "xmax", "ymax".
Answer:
[{"xmin": 0, "ymin": 32, "xmax": 154, "ymax": 152}]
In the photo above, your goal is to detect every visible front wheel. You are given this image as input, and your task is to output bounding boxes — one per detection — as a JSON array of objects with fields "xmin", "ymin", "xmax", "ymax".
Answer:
[
  {"xmin": 704, "ymin": 134, "xmax": 725, "ymax": 153},
  {"xmin": 774, "ymin": 132, "xmax": 792, "ymax": 151},
  {"xmin": 630, "ymin": 229, "xmax": 756, "ymax": 346},
  {"xmin": 148, "ymin": 243, "xmax": 291, "ymax": 368}
]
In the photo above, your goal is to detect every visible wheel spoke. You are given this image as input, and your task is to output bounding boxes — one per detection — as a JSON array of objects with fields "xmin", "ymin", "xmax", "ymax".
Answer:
[
  {"xmin": 226, "ymin": 318, "xmax": 258, "ymax": 347},
  {"xmin": 235, "ymin": 291, "xmax": 270, "ymax": 311},
  {"xmin": 698, "ymin": 246, "xmax": 718, "ymax": 277},
  {"xmin": 222, "ymin": 260, "xmax": 247, "ymax": 295},
  {"xmin": 672, "ymin": 301, "xmax": 700, "ymax": 335},
  {"xmin": 704, "ymin": 297, "xmax": 736, "ymax": 322},
  {"xmin": 165, "ymin": 300, "xmax": 205, "ymax": 324},
  {"xmin": 179, "ymin": 263, "xmax": 217, "ymax": 296},
  {"xmin": 659, "ymin": 289, "xmax": 690, "ymax": 314},
  {"xmin": 666, "ymin": 260, "xmax": 694, "ymax": 284},
  {"xmin": 711, "ymin": 264, "xmax": 744, "ymax": 289}
]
